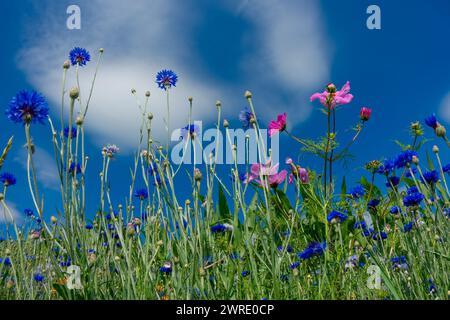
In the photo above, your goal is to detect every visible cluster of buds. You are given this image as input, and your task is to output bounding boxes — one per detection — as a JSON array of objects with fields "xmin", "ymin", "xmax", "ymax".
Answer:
[
  {"xmin": 285, "ymin": 158, "xmax": 309, "ymax": 184},
  {"xmin": 364, "ymin": 159, "xmax": 382, "ymax": 174},
  {"xmin": 102, "ymin": 144, "xmax": 120, "ymax": 158}
]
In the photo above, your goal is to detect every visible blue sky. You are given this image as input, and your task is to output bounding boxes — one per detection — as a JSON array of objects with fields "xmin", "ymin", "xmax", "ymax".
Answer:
[{"xmin": 1, "ymin": 0, "xmax": 450, "ymax": 224}]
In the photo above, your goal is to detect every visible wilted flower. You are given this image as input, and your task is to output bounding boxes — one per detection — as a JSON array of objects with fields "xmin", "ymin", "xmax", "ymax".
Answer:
[
  {"xmin": 69, "ymin": 47, "xmax": 91, "ymax": 66},
  {"xmin": 156, "ymin": 69, "xmax": 178, "ymax": 90},
  {"xmin": 268, "ymin": 113, "xmax": 287, "ymax": 137},
  {"xmin": 5, "ymin": 90, "xmax": 49, "ymax": 125},
  {"xmin": 310, "ymin": 81, "xmax": 354, "ymax": 109}
]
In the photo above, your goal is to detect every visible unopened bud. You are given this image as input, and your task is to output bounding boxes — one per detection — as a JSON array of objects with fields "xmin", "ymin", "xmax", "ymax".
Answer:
[
  {"xmin": 244, "ymin": 90, "xmax": 252, "ymax": 99},
  {"xmin": 51, "ymin": 216, "xmax": 58, "ymax": 224},
  {"xmin": 63, "ymin": 60, "xmax": 71, "ymax": 69},
  {"xmin": 69, "ymin": 87, "xmax": 79, "ymax": 100},
  {"xmin": 436, "ymin": 125, "xmax": 446, "ymax": 137},
  {"xmin": 432, "ymin": 145, "xmax": 439, "ymax": 153},
  {"xmin": 223, "ymin": 119, "xmax": 229, "ymax": 128},
  {"xmin": 145, "ymin": 91, "xmax": 151, "ymax": 97},
  {"xmin": 412, "ymin": 155, "xmax": 419, "ymax": 165}
]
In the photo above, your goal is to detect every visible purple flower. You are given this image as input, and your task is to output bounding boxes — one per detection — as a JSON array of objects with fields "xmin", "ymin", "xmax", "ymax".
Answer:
[
  {"xmin": 69, "ymin": 47, "xmax": 90, "ymax": 66},
  {"xmin": 5, "ymin": 90, "xmax": 49, "ymax": 125},
  {"xmin": 156, "ymin": 69, "xmax": 178, "ymax": 90},
  {"xmin": 0, "ymin": 172, "xmax": 16, "ymax": 186},
  {"xmin": 239, "ymin": 107, "xmax": 254, "ymax": 129},
  {"xmin": 327, "ymin": 210, "xmax": 348, "ymax": 223}
]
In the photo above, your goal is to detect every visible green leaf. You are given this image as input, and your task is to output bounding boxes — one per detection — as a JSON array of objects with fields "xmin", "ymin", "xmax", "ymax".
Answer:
[{"xmin": 340, "ymin": 176, "xmax": 347, "ymax": 201}]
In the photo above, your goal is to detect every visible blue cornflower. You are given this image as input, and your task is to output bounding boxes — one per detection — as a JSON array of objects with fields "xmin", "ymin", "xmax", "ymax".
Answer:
[
  {"xmin": 229, "ymin": 253, "xmax": 241, "ymax": 260},
  {"xmin": 85, "ymin": 224, "xmax": 93, "ymax": 230},
  {"xmin": 5, "ymin": 90, "xmax": 49, "ymax": 125},
  {"xmin": 68, "ymin": 163, "xmax": 82, "ymax": 175},
  {"xmin": 377, "ymin": 158, "xmax": 395, "ymax": 175},
  {"xmin": 211, "ymin": 223, "xmax": 233, "ymax": 233},
  {"xmin": 391, "ymin": 256, "xmax": 408, "ymax": 270},
  {"xmin": 0, "ymin": 172, "xmax": 16, "ymax": 186},
  {"xmin": 289, "ymin": 262, "xmax": 300, "ymax": 270},
  {"xmin": 394, "ymin": 150, "xmax": 417, "ymax": 168},
  {"xmin": 407, "ymin": 186, "xmax": 419, "ymax": 195},
  {"xmin": 443, "ymin": 164, "xmax": 450, "ymax": 173},
  {"xmin": 354, "ymin": 220, "xmax": 367, "ymax": 230},
  {"xmin": 444, "ymin": 208, "xmax": 450, "ymax": 218},
  {"xmin": 156, "ymin": 69, "xmax": 178, "ymax": 90},
  {"xmin": 405, "ymin": 167, "xmax": 418, "ymax": 178},
  {"xmin": 239, "ymin": 107, "xmax": 254, "ymax": 129},
  {"xmin": 424, "ymin": 114, "xmax": 438, "ymax": 129},
  {"xmin": 277, "ymin": 245, "xmax": 293, "ymax": 253},
  {"xmin": 386, "ymin": 176, "xmax": 400, "ymax": 188},
  {"xmin": 350, "ymin": 185, "xmax": 365, "ymax": 199},
  {"xmin": 0, "ymin": 257, "xmax": 11, "ymax": 266},
  {"xmin": 180, "ymin": 124, "xmax": 200, "ymax": 140},
  {"xmin": 428, "ymin": 279, "xmax": 437, "ymax": 294},
  {"xmin": 160, "ymin": 262, "xmax": 172, "ymax": 274},
  {"xmin": 59, "ymin": 256, "xmax": 71, "ymax": 267},
  {"xmin": 363, "ymin": 228, "xmax": 374, "ymax": 237},
  {"xmin": 24, "ymin": 208, "xmax": 34, "ymax": 217},
  {"xmin": 33, "ymin": 273, "xmax": 45, "ymax": 282},
  {"xmin": 134, "ymin": 188, "xmax": 148, "ymax": 200},
  {"xmin": 230, "ymin": 171, "xmax": 247, "ymax": 183},
  {"xmin": 69, "ymin": 47, "xmax": 91, "ymax": 66},
  {"xmin": 241, "ymin": 271, "xmax": 250, "ymax": 277},
  {"xmin": 390, "ymin": 206, "xmax": 402, "ymax": 215},
  {"xmin": 298, "ymin": 241, "xmax": 326, "ymax": 260},
  {"xmin": 403, "ymin": 191, "xmax": 424, "ymax": 207},
  {"xmin": 403, "ymin": 222, "xmax": 414, "ymax": 233},
  {"xmin": 64, "ymin": 126, "xmax": 77, "ymax": 138},
  {"xmin": 371, "ymin": 231, "xmax": 387, "ymax": 241},
  {"xmin": 367, "ymin": 199, "xmax": 380, "ymax": 210},
  {"xmin": 421, "ymin": 170, "xmax": 439, "ymax": 185},
  {"xmin": 327, "ymin": 210, "xmax": 348, "ymax": 223}
]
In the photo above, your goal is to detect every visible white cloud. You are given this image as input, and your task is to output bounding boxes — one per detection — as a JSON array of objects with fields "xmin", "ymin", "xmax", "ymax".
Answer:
[
  {"xmin": 0, "ymin": 201, "xmax": 22, "ymax": 224},
  {"xmin": 14, "ymin": 147, "xmax": 60, "ymax": 192},
  {"xmin": 17, "ymin": 0, "xmax": 331, "ymax": 149},
  {"xmin": 439, "ymin": 91, "xmax": 450, "ymax": 123}
]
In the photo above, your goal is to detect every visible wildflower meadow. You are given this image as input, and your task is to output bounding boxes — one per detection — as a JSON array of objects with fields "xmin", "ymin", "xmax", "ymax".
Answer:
[{"xmin": 0, "ymin": 46, "xmax": 449, "ymax": 301}]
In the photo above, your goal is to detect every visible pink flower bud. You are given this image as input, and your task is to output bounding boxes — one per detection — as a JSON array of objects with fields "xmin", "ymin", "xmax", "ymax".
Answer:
[{"xmin": 360, "ymin": 107, "xmax": 372, "ymax": 121}]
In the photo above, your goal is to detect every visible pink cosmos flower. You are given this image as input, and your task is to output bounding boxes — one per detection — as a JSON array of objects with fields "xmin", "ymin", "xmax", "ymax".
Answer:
[
  {"xmin": 245, "ymin": 160, "xmax": 288, "ymax": 188},
  {"xmin": 310, "ymin": 81, "xmax": 354, "ymax": 109},
  {"xmin": 360, "ymin": 107, "xmax": 372, "ymax": 121},
  {"xmin": 268, "ymin": 113, "xmax": 287, "ymax": 137}
]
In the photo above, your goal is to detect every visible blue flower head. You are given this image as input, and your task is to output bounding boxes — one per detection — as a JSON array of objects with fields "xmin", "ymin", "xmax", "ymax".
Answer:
[
  {"xmin": 69, "ymin": 47, "xmax": 91, "ymax": 66},
  {"xmin": 367, "ymin": 199, "xmax": 380, "ymax": 210},
  {"xmin": 403, "ymin": 222, "xmax": 414, "ymax": 233},
  {"xmin": 0, "ymin": 257, "xmax": 11, "ymax": 266},
  {"xmin": 424, "ymin": 114, "xmax": 438, "ymax": 129},
  {"xmin": 24, "ymin": 208, "xmax": 34, "ymax": 217},
  {"xmin": 241, "ymin": 271, "xmax": 250, "ymax": 277},
  {"xmin": 180, "ymin": 124, "xmax": 200, "ymax": 140},
  {"xmin": 0, "ymin": 173, "xmax": 16, "ymax": 186},
  {"xmin": 403, "ymin": 191, "xmax": 424, "ymax": 207},
  {"xmin": 289, "ymin": 262, "xmax": 300, "ymax": 270},
  {"xmin": 33, "ymin": 273, "xmax": 45, "ymax": 282},
  {"xmin": 211, "ymin": 223, "xmax": 233, "ymax": 233},
  {"xmin": 371, "ymin": 231, "xmax": 387, "ymax": 241},
  {"xmin": 354, "ymin": 220, "xmax": 367, "ymax": 229},
  {"xmin": 68, "ymin": 163, "xmax": 82, "ymax": 175},
  {"xmin": 386, "ymin": 176, "xmax": 400, "ymax": 188},
  {"xmin": 350, "ymin": 185, "xmax": 365, "ymax": 199},
  {"xmin": 134, "ymin": 188, "xmax": 148, "ymax": 200},
  {"xmin": 298, "ymin": 241, "xmax": 326, "ymax": 260},
  {"xmin": 394, "ymin": 150, "xmax": 417, "ymax": 168},
  {"xmin": 277, "ymin": 245, "xmax": 293, "ymax": 253},
  {"xmin": 421, "ymin": 170, "xmax": 439, "ymax": 185},
  {"xmin": 327, "ymin": 210, "xmax": 348, "ymax": 223},
  {"xmin": 5, "ymin": 90, "xmax": 49, "ymax": 125},
  {"xmin": 160, "ymin": 262, "xmax": 172, "ymax": 274},
  {"xmin": 64, "ymin": 126, "xmax": 77, "ymax": 139},
  {"xmin": 239, "ymin": 107, "xmax": 254, "ymax": 129},
  {"xmin": 377, "ymin": 158, "xmax": 395, "ymax": 175},
  {"xmin": 390, "ymin": 206, "xmax": 402, "ymax": 215},
  {"xmin": 156, "ymin": 69, "xmax": 178, "ymax": 90}
]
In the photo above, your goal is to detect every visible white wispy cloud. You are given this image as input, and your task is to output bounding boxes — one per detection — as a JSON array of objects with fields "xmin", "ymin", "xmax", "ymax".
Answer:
[
  {"xmin": 0, "ymin": 201, "xmax": 22, "ymax": 224},
  {"xmin": 439, "ymin": 91, "xmax": 450, "ymax": 123},
  {"xmin": 14, "ymin": 146, "xmax": 60, "ymax": 192},
  {"xmin": 18, "ymin": 0, "xmax": 331, "ymax": 149}
]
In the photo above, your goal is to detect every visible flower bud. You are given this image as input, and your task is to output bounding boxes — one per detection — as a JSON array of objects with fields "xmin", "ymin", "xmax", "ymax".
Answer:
[
  {"xmin": 145, "ymin": 91, "xmax": 151, "ymax": 97},
  {"xmin": 215, "ymin": 100, "xmax": 222, "ymax": 108},
  {"xmin": 76, "ymin": 116, "xmax": 83, "ymax": 126},
  {"xmin": 51, "ymin": 216, "xmax": 58, "ymax": 224},
  {"xmin": 194, "ymin": 168, "xmax": 202, "ymax": 182},
  {"xmin": 436, "ymin": 125, "xmax": 446, "ymax": 137},
  {"xmin": 63, "ymin": 60, "xmax": 71, "ymax": 69},
  {"xmin": 360, "ymin": 107, "xmax": 372, "ymax": 121},
  {"xmin": 223, "ymin": 119, "xmax": 229, "ymax": 128},
  {"xmin": 69, "ymin": 87, "xmax": 80, "ymax": 100},
  {"xmin": 131, "ymin": 88, "xmax": 136, "ymax": 94},
  {"xmin": 99, "ymin": 48, "xmax": 104, "ymax": 53},
  {"xmin": 412, "ymin": 155, "xmax": 419, "ymax": 165},
  {"xmin": 244, "ymin": 90, "xmax": 252, "ymax": 99},
  {"xmin": 432, "ymin": 145, "xmax": 439, "ymax": 153}
]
